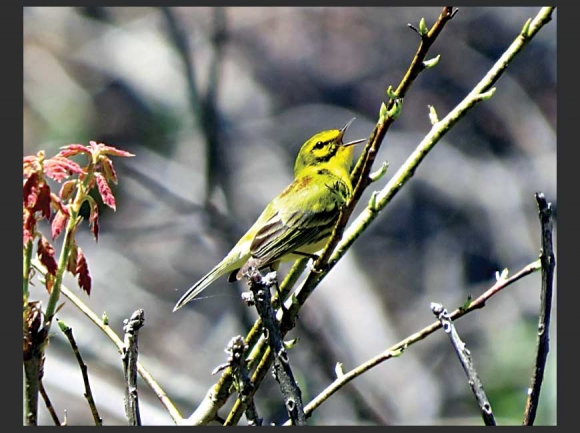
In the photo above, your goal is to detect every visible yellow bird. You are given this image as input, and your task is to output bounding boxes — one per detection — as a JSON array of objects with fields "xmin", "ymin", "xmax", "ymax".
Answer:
[{"xmin": 173, "ymin": 118, "xmax": 365, "ymax": 311}]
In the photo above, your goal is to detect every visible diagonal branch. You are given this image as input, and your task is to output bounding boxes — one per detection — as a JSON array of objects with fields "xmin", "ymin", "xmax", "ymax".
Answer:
[
  {"xmin": 39, "ymin": 379, "xmax": 61, "ymax": 426},
  {"xmin": 431, "ymin": 303, "xmax": 496, "ymax": 426},
  {"xmin": 57, "ymin": 319, "xmax": 103, "ymax": 425},
  {"xmin": 306, "ymin": 7, "xmax": 458, "ymax": 294},
  {"xmin": 284, "ymin": 259, "xmax": 540, "ymax": 423}
]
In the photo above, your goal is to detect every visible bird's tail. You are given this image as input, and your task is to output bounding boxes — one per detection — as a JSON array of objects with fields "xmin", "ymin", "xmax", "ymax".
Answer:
[{"xmin": 173, "ymin": 259, "xmax": 236, "ymax": 312}]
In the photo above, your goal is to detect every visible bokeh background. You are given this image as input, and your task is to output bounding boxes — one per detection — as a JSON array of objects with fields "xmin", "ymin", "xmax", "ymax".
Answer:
[{"xmin": 23, "ymin": 6, "xmax": 556, "ymax": 426}]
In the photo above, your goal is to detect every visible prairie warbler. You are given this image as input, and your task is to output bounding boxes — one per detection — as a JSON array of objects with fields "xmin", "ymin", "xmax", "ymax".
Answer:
[{"xmin": 173, "ymin": 118, "xmax": 365, "ymax": 311}]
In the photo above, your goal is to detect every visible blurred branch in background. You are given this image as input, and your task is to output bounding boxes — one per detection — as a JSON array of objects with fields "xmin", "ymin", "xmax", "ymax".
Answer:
[
  {"xmin": 23, "ymin": 6, "xmax": 556, "ymax": 425},
  {"xmin": 160, "ymin": 7, "xmax": 228, "ymax": 208}
]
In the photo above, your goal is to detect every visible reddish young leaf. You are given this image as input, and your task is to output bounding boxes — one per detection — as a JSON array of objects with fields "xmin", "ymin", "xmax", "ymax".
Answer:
[
  {"xmin": 35, "ymin": 182, "xmax": 52, "ymax": 220},
  {"xmin": 90, "ymin": 141, "xmax": 135, "ymax": 158},
  {"xmin": 75, "ymin": 248, "xmax": 92, "ymax": 295},
  {"xmin": 44, "ymin": 156, "xmax": 84, "ymax": 182},
  {"xmin": 23, "ymin": 210, "xmax": 36, "ymax": 245},
  {"xmin": 23, "ymin": 172, "xmax": 40, "ymax": 208},
  {"xmin": 37, "ymin": 236, "xmax": 58, "ymax": 276},
  {"xmin": 59, "ymin": 180, "xmax": 76, "ymax": 202},
  {"xmin": 57, "ymin": 144, "xmax": 91, "ymax": 158},
  {"xmin": 95, "ymin": 172, "xmax": 116, "ymax": 210},
  {"xmin": 99, "ymin": 155, "xmax": 118, "ymax": 184},
  {"xmin": 23, "ymin": 151, "xmax": 44, "ymax": 178},
  {"xmin": 23, "ymin": 154, "xmax": 38, "ymax": 168},
  {"xmin": 51, "ymin": 209, "xmax": 69, "ymax": 240},
  {"xmin": 50, "ymin": 192, "xmax": 69, "ymax": 216}
]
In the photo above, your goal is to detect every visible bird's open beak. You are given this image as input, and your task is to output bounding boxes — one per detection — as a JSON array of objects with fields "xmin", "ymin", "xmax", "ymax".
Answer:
[{"xmin": 339, "ymin": 118, "xmax": 366, "ymax": 147}]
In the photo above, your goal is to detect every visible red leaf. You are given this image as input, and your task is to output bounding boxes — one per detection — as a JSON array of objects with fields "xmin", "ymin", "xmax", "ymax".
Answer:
[
  {"xmin": 23, "ymin": 172, "xmax": 40, "ymax": 208},
  {"xmin": 50, "ymin": 193, "xmax": 69, "ymax": 216},
  {"xmin": 95, "ymin": 172, "xmax": 116, "ymax": 210},
  {"xmin": 37, "ymin": 237, "xmax": 58, "ymax": 276},
  {"xmin": 59, "ymin": 180, "xmax": 76, "ymax": 202},
  {"xmin": 99, "ymin": 155, "xmax": 118, "ymax": 184},
  {"xmin": 51, "ymin": 209, "xmax": 69, "ymax": 240},
  {"xmin": 23, "ymin": 210, "xmax": 36, "ymax": 245},
  {"xmin": 23, "ymin": 155, "xmax": 37, "ymax": 166},
  {"xmin": 44, "ymin": 156, "xmax": 84, "ymax": 182},
  {"xmin": 23, "ymin": 151, "xmax": 44, "ymax": 178},
  {"xmin": 36, "ymin": 182, "xmax": 52, "ymax": 220},
  {"xmin": 57, "ymin": 144, "xmax": 91, "ymax": 158},
  {"xmin": 90, "ymin": 141, "xmax": 134, "ymax": 158},
  {"xmin": 75, "ymin": 248, "xmax": 92, "ymax": 295},
  {"xmin": 50, "ymin": 192, "xmax": 70, "ymax": 216}
]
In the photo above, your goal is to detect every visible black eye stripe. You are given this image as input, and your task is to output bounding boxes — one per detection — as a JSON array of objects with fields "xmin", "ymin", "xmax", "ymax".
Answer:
[{"xmin": 314, "ymin": 141, "xmax": 325, "ymax": 149}]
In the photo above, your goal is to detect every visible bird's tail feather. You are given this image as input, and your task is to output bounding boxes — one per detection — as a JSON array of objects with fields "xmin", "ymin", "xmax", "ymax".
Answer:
[{"xmin": 173, "ymin": 260, "xmax": 233, "ymax": 311}]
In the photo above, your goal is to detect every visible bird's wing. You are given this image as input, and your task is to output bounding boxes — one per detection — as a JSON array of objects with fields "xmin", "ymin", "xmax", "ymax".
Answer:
[{"xmin": 248, "ymin": 174, "xmax": 348, "ymax": 264}]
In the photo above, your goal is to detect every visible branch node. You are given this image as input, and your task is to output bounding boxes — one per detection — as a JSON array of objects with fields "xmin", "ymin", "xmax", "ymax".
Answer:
[
  {"xmin": 387, "ymin": 98, "xmax": 404, "ymax": 120},
  {"xmin": 369, "ymin": 161, "xmax": 389, "ymax": 183},
  {"xmin": 521, "ymin": 18, "xmax": 532, "ymax": 37},
  {"xmin": 423, "ymin": 54, "xmax": 441, "ymax": 69},
  {"xmin": 476, "ymin": 87, "xmax": 497, "ymax": 101},
  {"xmin": 428, "ymin": 104, "xmax": 439, "ymax": 125}
]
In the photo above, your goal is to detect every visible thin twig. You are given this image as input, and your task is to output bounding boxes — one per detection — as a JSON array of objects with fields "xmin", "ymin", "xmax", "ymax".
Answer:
[
  {"xmin": 31, "ymin": 260, "xmax": 183, "ymax": 424},
  {"xmin": 240, "ymin": 271, "xmax": 306, "ymax": 426},
  {"xmin": 215, "ymin": 336, "xmax": 262, "ymax": 426},
  {"xmin": 39, "ymin": 379, "xmax": 61, "ymax": 426},
  {"xmin": 522, "ymin": 193, "xmax": 555, "ymax": 425},
  {"xmin": 122, "ymin": 309, "xmax": 145, "ymax": 426},
  {"xmin": 431, "ymin": 303, "xmax": 496, "ymax": 426},
  {"xmin": 57, "ymin": 319, "xmax": 103, "ymax": 425},
  {"xmin": 283, "ymin": 259, "xmax": 541, "ymax": 423}
]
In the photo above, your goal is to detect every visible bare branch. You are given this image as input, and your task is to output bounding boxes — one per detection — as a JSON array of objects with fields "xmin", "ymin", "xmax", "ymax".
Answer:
[
  {"xmin": 122, "ymin": 309, "xmax": 145, "ymax": 426},
  {"xmin": 236, "ymin": 271, "xmax": 306, "ymax": 426},
  {"xmin": 57, "ymin": 319, "xmax": 102, "ymax": 425},
  {"xmin": 39, "ymin": 379, "xmax": 61, "ymax": 426},
  {"xmin": 284, "ymin": 259, "xmax": 540, "ymax": 423},
  {"xmin": 431, "ymin": 303, "xmax": 496, "ymax": 426},
  {"xmin": 523, "ymin": 192, "xmax": 556, "ymax": 425}
]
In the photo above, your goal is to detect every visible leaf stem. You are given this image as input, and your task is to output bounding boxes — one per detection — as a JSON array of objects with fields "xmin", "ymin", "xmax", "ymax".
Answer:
[{"xmin": 44, "ymin": 165, "xmax": 94, "ymax": 327}]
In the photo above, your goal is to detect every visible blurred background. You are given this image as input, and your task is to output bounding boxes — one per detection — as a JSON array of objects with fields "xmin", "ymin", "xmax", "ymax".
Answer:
[{"xmin": 23, "ymin": 6, "xmax": 556, "ymax": 426}]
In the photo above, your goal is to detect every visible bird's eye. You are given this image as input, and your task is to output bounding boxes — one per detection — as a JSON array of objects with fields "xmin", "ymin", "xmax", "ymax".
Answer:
[{"xmin": 313, "ymin": 141, "xmax": 325, "ymax": 150}]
